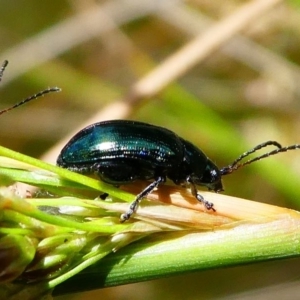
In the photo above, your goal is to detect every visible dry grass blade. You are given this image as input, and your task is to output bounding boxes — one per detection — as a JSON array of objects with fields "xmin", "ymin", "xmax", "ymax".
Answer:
[{"xmin": 130, "ymin": 0, "xmax": 284, "ymax": 99}]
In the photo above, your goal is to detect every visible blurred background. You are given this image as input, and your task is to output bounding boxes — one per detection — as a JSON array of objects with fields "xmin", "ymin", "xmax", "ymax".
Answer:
[{"xmin": 1, "ymin": 0, "xmax": 300, "ymax": 299}]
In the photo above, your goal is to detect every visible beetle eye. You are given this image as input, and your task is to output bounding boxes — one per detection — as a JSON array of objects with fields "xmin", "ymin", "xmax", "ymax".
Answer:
[
  {"xmin": 209, "ymin": 169, "xmax": 219, "ymax": 182},
  {"xmin": 201, "ymin": 163, "xmax": 220, "ymax": 184},
  {"xmin": 194, "ymin": 162, "xmax": 221, "ymax": 190}
]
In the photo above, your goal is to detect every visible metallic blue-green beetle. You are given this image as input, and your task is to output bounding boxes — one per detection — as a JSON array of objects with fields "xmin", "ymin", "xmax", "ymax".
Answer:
[{"xmin": 56, "ymin": 120, "xmax": 287, "ymax": 222}]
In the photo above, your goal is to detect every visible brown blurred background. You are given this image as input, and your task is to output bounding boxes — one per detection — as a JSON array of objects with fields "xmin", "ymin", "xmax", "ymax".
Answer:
[{"xmin": 1, "ymin": 0, "xmax": 300, "ymax": 299}]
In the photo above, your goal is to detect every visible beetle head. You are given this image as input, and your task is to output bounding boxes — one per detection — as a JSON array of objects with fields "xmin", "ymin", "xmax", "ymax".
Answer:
[
  {"xmin": 196, "ymin": 160, "xmax": 223, "ymax": 192},
  {"xmin": 181, "ymin": 139, "xmax": 223, "ymax": 192}
]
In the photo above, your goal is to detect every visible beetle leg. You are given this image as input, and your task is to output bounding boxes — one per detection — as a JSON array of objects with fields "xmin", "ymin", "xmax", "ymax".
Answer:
[
  {"xmin": 99, "ymin": 193, "xmax": 109, "ymax": 200},
  {"xmin": 188, "ymin": 178, "xmax": 216, "ymax": 212},
  {"xmin": 120, "ymin": 176, "xmax": 165, "ymax": 222}
]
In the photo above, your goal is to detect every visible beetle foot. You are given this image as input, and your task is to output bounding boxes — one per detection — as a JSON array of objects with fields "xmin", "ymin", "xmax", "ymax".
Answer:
[
  {"xmin": 203, "ymin": 200, "xmax": 216, "ymax": 212},
  {"xmin": 120, "ymin": 212, "xmax": 131, "ymax": 223},
  {"xmin": 120, "ymin": 202, "xmax": 137, "ymax": 223},
  {"xmin": 196, "ymin": 193, "xmax": 216, "ymax": 212}
]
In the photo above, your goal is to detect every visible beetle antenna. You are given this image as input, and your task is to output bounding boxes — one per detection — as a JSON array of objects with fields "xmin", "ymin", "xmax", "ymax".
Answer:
[
  {"xmin": 0, "ymin": 87, "xmax": 61, "ymax": 116},
  {"xmin": 0, "ymin": 60, "xmax": 9, "ymax": 82},
  {"xmin": 220, "ymin": 141, "xmax": 287, "ymax": 175},
  {"xmin": 0, "ymin": 59, "xmax": 61, "ymax": 116}
]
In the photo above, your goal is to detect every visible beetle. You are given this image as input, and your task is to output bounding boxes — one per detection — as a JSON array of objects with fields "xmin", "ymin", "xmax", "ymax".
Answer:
[
  {"xmin": 1, "ymin": 59, "xmax": 300, "ymax": 222},
  {"xmin": 55, "ymin": 119, "xmax": 300, "ymax": 222}
]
